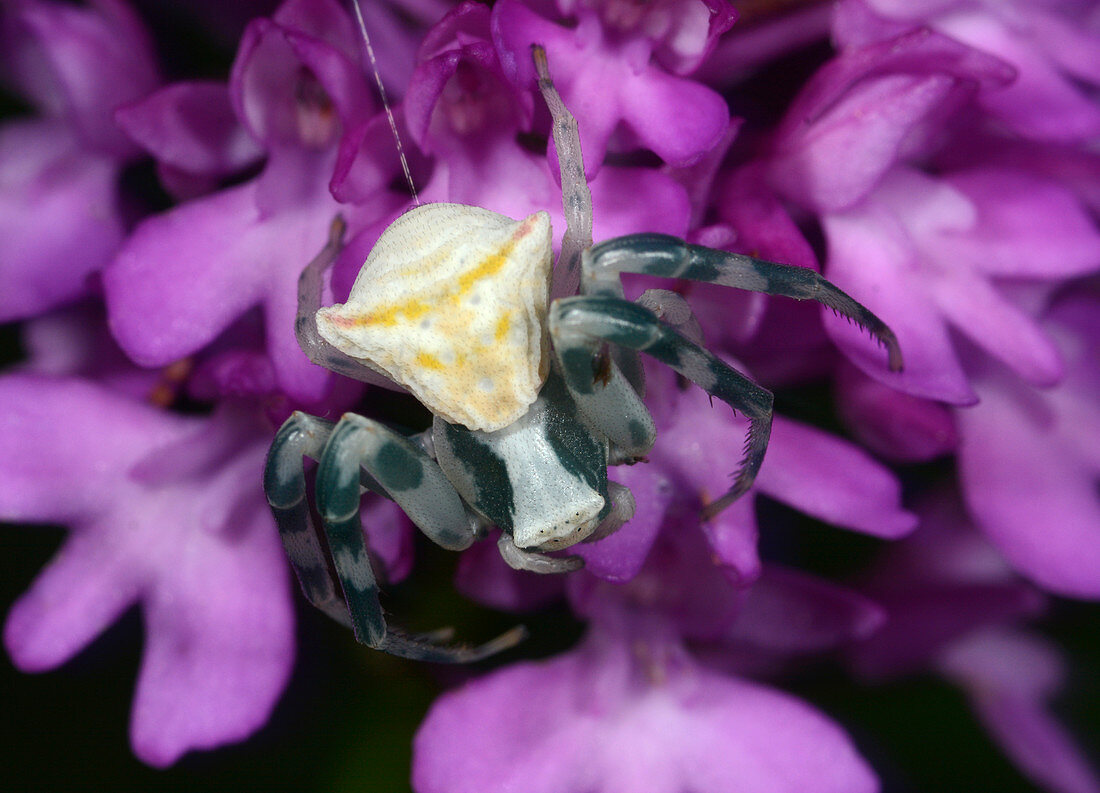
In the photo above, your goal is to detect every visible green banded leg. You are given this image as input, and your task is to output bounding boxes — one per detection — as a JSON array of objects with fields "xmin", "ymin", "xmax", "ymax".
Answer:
[
  {"xmin": 263, "ymin": 413, "xmax": 349, "ymax": 627},
  {"xmin": 315, "ymin": 413, "xmax": 523, "ymax": 662},
  {"xmin": 551, "ymin": 295, "xmax": 774, "ymax": 517},
  {"xmin": 583, "ymin": 233, "xmax": 903, "ymax": 372}
]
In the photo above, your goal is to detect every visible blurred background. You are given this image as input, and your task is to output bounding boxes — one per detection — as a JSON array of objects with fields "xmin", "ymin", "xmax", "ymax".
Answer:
[{"xmin": 1, "ymin": 1, "xmax": 1098, "ymax": 790}]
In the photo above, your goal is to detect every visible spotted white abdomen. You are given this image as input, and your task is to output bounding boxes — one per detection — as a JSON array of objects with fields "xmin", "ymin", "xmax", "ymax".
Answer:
[{"xmin": 316, "ymin": 203, "xmax": 553, "ymax": 431}]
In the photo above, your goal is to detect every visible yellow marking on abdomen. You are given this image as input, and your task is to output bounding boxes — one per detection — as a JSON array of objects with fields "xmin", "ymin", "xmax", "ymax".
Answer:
[
  {"xmin": 493, "ymin": 312, "xmax": 512, "ymax": 342},
  {"xmin": 348, "ymin": 219, "xmax": 532, "ymax": 329},
  {"xmin": 414, "ymin": 352, "xmax": 447, "ymax": 371}
]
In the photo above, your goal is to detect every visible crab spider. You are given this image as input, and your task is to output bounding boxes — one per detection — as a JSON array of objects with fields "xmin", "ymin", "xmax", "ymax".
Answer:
[{"xmin": 263, "ymin": 45, "xmax": 902, "ymax": 663}]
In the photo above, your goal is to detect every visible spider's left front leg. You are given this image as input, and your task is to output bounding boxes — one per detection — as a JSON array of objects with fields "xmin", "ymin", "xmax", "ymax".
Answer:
[
  {"xmin": 551, "ymin": 296, "xmax": 774, "ymax": 518},
  {"xmin": 314, "ymin": 414, "xmax": 524, "ymax": 662}
]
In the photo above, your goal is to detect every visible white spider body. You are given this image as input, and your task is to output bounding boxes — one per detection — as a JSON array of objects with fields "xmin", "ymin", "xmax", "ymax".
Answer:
[
  {"xmin": 316, "ymin": 203, "xmax": 553, "ymax": 432},
  {"xmin": 432, "ymin": 371, "xmax": 610, "ymax": 552}
]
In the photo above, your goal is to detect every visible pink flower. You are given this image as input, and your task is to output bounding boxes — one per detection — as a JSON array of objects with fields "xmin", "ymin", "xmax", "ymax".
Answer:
[
  {"xmin": 0, "ymin": 374, "xmax": 294, "ymax": 766},
  {"xmin": 0, "ymin": 0, "xmax": 159, "ymax": 321}
]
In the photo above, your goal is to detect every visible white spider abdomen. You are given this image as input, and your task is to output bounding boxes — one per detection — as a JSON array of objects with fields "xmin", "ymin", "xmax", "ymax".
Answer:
[{"xmin": 316, "ymin": 203, "xmax": 553, "ymax": 431}]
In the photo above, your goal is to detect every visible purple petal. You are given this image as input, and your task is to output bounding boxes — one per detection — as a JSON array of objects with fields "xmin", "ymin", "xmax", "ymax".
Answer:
[
  {"xmin": 491, "ymin": 0, "xmax": 727, "ymax": 170},
  {"xmin": 728, "ymin": 565, "xmax": 886, "ymax": 653},
  {"xmin": 848, "ymin": 486, "xmax": 1052, "ymax": 678},
  {"xmin": 756, "ymin": 415, "xmax": 917, "ymax": 538},
  {"xmin": 20, "ymin": 304, "xmax": 162, "ymax": 400},
  {"xmin": 414, "ymin": 628, "xmax": 878, "ymax": 793},
  {"xmin": 938, "ymin": 135, "xmax": 1100, "ymax": 221},
  {"xmin": 589, "ymin": 166, "xmax": 693, "ymax": 240},
  {"xmin": 716, "ymin": 164, "xmax": 820, "ymax": 271},
  {"xmin": 646, "ymin": 385, "xmax": 762, "ymax": 581},
  {"xmin": 958, "ymin": 358, "xmax": 1100, "ymax": 599},
  {"xmin": 0, "ymin": 374, "xmax": 189, "ymax": 523},
  {"xmin": 103, "ymin": 172, "xmax": 337, "ymax": 401},
  {"xmin": 774, "ymin": 71, "xmax": 955, "ymax": 212},
  {"xmin": 617, "ymin": 66, "xmax": 729, "ymax": 167},
  {"xmin": 769, "ymin": 28, "xmax": 1014, "ymax": 212},
  {"xmin": 835, "ymin": 361, "xmax": 958, "ymax": 462},
  {"xmin": 569, "ymin": 517, "xmax": 748, "ymax": 640},
  {"xmin": 865, "ymin": 485, "xmax": 1024, "ymax": 590},
  {"xmin": 454, "ymin": 531, "xmax": 565, "ymax": 613},
  {"xmin": 860, "ymin": 166, "xmax": 1077, "ymax": 387},
  {"xmin": 0, "ymin": 120, "xmax": 125, "ymax": 321},
  {"xmin": 848, "ymin": 581, "xmax": 1043, "ymax": 680},
  {"xmin": 115, "ymin": 81, "xmax": 263, "ymax": 179},
  {"xmin": 703, "ymin": 500, "xmax": 762, "ymax": 586},
  {"xmin": 1, "ymin": 377, "xmax": 295, "ymax": 764},
  {"xmin": 492, "ymin": 1, "xmax": 619, "ymax": 175},
  {"xmin": 130, "ymin": 474, "xmax": 293, "ymax": 767},
  {"xmin": 105, "ymin": 183, "xmax": 265, "ymax": 363},
  {"xmin": 332, "ymin": 109, "xmax": 426, "ymax": 205},
  {"xmin": 938, "ymin": 629, "xmax": 1100, "ymax": 793},
  {"xmin": 231, "ymin": 5, "xmax": 370, "ymax": 151},
  {"xmin": 940, "ymin": 9, "xmax": 1100, "ymax": 142},
  {"xmin": 5, "ymin": 529, "xmax": 141, "ymax": 671},
  {"xmin": 9, "ymin": 0, "xmax": 159, "ymax": 156},
  {"xmin": 831, "ymin": 0, "xmax": 913, "ymax": 49},
  {"xmin": 936, "ymin": 167, "xmax": 1100, "ymax": 278},
  {"xmin": 822, "ymin": 203, "xmax": 978, "ymax": 403},
  {"xmin": 929, "ymin": 261, "xmax": 1064, "ymax": 387},
  {"xmin": 648, "ymin": 0, "xmax": 737, "ymax": 76},
  {"xmin": 574, "ymin": 465, "xmax": 673, "ymax": 583}
]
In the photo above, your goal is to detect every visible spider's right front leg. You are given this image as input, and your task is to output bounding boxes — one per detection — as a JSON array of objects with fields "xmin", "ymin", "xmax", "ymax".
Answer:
[
  {"xmin": 551, "ymin": 296, "xmax": 774, "ymax": 517},
  {"xmin": 583, "ymin": 234, "xmax": 904, "ymax": 372}
]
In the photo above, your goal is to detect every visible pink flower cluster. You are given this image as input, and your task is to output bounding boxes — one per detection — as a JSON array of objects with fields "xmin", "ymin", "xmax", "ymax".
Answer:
[{"xmin": 1, "ymin": 0, "xmax": 1098, "ymax": 790}]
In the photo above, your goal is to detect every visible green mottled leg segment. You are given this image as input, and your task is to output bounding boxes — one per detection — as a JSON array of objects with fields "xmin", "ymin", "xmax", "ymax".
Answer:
[
  {"xmin": 551, "ymin": 295, "xmax": 774, "ymax": 517},
  {"xmin": 315, "ymin": 414, "xmax": 523, "ymax": 662},
  {"xmin": 584, "ymin": 234, "xmax": 903, "ymax": 372},
  {"xmin": 263, "ymin": 413, "xmax": 350, "ymax": 627}
]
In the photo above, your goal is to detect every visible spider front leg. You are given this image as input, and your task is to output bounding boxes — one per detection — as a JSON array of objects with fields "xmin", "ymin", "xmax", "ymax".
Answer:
[
  {"xmin": 294, "ymin": 216, "xmax": 403, "ymax": 388},
  {"xmin": 551, "ymin": 296, "xmax": 774, "ymax": 518},
  {"xmin": 264, "ymin": 411, "xmax": 524, "ymax": 662},
  {"xmin": 583, "ymin": 234, "xmax": 904, "ymax": 372},
  {"xmin": 265, "ymin": 412, "xmax": 348, "ymax": 627}
]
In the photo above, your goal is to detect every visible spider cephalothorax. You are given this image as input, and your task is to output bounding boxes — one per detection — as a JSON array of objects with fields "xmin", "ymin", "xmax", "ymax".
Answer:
[{"xmin": 263, "ymin": 45, "xmax": 902, "ymax": 662}]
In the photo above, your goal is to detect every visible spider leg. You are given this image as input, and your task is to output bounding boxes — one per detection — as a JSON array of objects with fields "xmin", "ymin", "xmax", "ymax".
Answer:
[
  {"xmin": 551, "ymin": 295, "xmax": 774, "ymax": 517},
  {"xmin": 636, "ymin": 288, "xmax": 704, "ymax": 346},
  {"xmin": 264, "ymin": 412, "xmax": 351, "ymax": 627},
  {"xmin": 315, "ymin": 413, "xmax": 524, "ymax": 662},
  {"xmin": 583, "ymin": 234, "xmax": 903, "ymax": 372},
  {"xmin": 295, "ymin": 216, "xmax": 403, "ymax": 387},
  {"xmin": 533, "ymin": 44, "xmax": 592, "ymax": 300}
]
